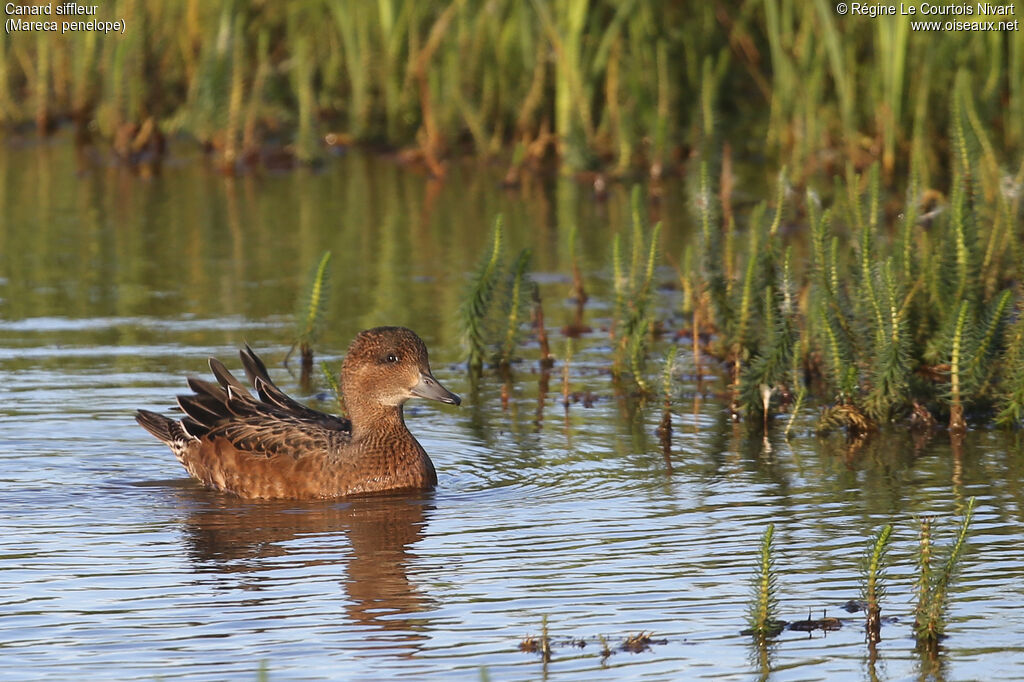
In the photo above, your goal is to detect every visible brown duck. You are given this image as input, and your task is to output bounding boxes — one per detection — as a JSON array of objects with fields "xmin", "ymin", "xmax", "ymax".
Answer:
[{"xmin": 136, "ymin": 327, "xmax": 461, "ymax": 499}]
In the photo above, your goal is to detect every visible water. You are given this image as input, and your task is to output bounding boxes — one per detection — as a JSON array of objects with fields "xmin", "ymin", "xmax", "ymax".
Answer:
[{"xmin": 2, "ymin": 140, "xmax": 1024, "ymax": 680}]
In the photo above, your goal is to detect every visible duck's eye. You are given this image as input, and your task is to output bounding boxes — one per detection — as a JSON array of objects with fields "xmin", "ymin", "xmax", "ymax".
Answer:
[{"xmin": 385, "ymin": 353, "xmax": 399, "ymax": 363}]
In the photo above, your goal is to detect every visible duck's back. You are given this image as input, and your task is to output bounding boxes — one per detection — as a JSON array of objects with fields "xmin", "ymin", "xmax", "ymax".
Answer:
[{"xmin": 138, "ymin": 346, "xmax": 365, "ymax": 499}]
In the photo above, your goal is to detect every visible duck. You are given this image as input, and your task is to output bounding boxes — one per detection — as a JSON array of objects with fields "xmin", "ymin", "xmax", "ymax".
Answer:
[{"xmin": 135, "ymin": 327, "xmax": 461, "ymax": 499}]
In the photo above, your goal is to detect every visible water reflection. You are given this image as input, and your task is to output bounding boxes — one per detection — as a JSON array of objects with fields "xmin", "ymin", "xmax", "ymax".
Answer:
[
  {"xmin": 4, "ymin": 138, "xmax": 1024, "ymax": 680},
  {"xmin": 175, "ymin": 489, "xmax": 435, "ymax": 645}
]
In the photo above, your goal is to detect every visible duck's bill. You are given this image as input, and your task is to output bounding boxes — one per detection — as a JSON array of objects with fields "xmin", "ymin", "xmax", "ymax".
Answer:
[{"xmin": 411, "ymin": 371, "xmax": 462, "ymax": 406}]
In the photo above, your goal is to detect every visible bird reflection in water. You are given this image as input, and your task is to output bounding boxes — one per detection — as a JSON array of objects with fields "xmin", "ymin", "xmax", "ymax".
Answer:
[{"xmin": 171, "ymin": 486, "xmax": 435, "ymax": 647}]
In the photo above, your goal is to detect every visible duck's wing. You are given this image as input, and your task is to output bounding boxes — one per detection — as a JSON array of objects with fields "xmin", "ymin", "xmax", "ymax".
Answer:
[
  {"xmin": 176, "ymin": 349, "xmax": 351, "ymax": 458},
  {"xmin": 237, "ymin": 345, "xmax": 350, "ymax": 432}
]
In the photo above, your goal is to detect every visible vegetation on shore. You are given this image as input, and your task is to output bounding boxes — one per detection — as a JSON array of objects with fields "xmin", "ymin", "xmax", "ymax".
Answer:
[{"xmin": 1, "ymin": 1, "xmax": 1020, "ymax": 178}]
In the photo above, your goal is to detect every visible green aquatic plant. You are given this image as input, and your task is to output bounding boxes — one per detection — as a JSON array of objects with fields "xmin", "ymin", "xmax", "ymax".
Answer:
[
  {"xmin": 914, "ymin": 497, "xmax": 976, "ymax": 649},
  {"xmin": 611, "ymin": 186, "xmax": 662, "ymax": 393},
  {"xmin": 460, "ymin": 216, "xmax": 534, "ymax": 374},
  {"xmin": 747, "ymin": 523, "xmax": 783, "ymax": 640},
  {"xmin": 680, "ymin": 111, "xmax": 1022, "ymax": 433},
  {"xmin": 862, "ymin": 259, "xmax": 912, "ymax": 422},
  {"xmin": 497, "ymin": 249, "xmax": 533, "ymax": 368},
  {"xmin": 996, "ymin": 301, "xmax": 1024, "ymax": 427},
  {"xmin": 861, "ymin": 524, "xmax": 894, "ymax": 644},
  {"xmin": 320, "ymin": 361, "xmax": 345, "ymax": 416},
  {"xmin": 740, "ymin": 244, "xmax": 800, "ymax": 428},
  {"xmin": 461, "ymin": 217, "xmax": 505, "ymax": 374},
  {"xmin": 289, "ymin": 251, "xmax": 332, "ymax": 380}
]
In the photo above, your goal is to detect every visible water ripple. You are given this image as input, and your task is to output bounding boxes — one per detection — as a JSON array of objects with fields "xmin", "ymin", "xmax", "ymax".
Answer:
[{"xmin": 2, "ymin": 339, "xmax": 1023, "ymax": 680}]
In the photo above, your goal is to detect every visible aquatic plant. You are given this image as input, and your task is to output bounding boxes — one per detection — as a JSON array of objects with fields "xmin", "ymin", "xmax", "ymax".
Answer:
[
  {"xmin": 611, "ymin": 186, "xmax": 662, "ymax": 392},
  {"xmin": 531, "ymin": 284, "xmax": 554, "ymax": 369},
  {"xmin": 747, "ymin": 523, "xmax": 783, "ymax": 640},
  {"xmin": 289, "ymin": 251, "xmax": 332, "ymax": 381},
  {"xmin": 561, "ymin": 337, "xmax": 574, "ymax": 416},
  {"xmin": 459, "ymin": 216, "xmax": 534, "ymax": 374},
  {"xmin": 996, "ymin": 306, "xmax": 1024, "ymax": 427},
  {"xmin": 461, "ymin": 218, "xmax": 504, "ymax": 373},
  {"xmin": 861, "ymin": 524, "xmax": 893, "ymax": 644},
  {"xmin": 497, "ymin": 249, "xmax": 533, "ymax": 368},
  {"xmin": 621, "ymin": 632, "xmax": 656, "ymax": 653},
  {"xmin": 656, "ymin": 346, "xmax": 678, "ymax": 446},
  {"xmin": 914, "ymin": 497, "xmax": 976, "ymax": 649},
  {"xmin": 679, "ymin": 81, "xmax": 1022, "ymax": 434},
  {"xmin": 319, "ymin": 361, "xmax": 344, "ymax": 416}
]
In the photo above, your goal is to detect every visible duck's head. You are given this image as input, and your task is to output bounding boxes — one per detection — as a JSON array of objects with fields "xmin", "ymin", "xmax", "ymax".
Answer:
[{"xmin": 341, "ymin": 326, "xmax": 461, "ymax": 410}]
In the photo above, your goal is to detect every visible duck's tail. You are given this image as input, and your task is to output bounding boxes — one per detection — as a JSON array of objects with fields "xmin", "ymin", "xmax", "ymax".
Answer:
[
  {"xmin": 136, "ymin": 409, "xmax": 195, "ymax": 446},
  {"xmin": 135, "ymin": 409, "xmax": 174, "ymax": 441}
]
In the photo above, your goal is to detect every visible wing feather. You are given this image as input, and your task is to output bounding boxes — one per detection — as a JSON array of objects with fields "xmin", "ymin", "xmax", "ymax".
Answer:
[{"xmin": 172, "ymin": 347, "xmax": 351, "ymax": 458}]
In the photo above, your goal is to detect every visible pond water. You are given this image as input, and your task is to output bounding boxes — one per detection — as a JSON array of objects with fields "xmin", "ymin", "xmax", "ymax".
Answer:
[{"xmin": 2, "ymin": 140, "xmax": 1024, "ymax": 681}]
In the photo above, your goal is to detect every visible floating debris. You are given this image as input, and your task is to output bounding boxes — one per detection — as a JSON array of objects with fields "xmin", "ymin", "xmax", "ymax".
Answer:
[
  {"xmin": 621, "ymin": 631, "xmax": 667, "ymax": 653},
  {"xmin": 517, "ymin": 631, "xmax": 668, "ymax": 659},
  {"xmin": 788, "ymin": 609, "xmax": 842, "ymax": 632},
  {"xmin": 518, "ymin": 615, "xmax": 552, "ymax": 661},
  {"xmin": 842, "ymin": 599, "xmax": 867, "ymax": 613}
]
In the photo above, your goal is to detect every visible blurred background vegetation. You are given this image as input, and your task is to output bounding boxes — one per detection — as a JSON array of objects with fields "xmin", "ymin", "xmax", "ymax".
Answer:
[{"xmin": 1, "ymin": 0, "xmax": 1021, "ymax": 181}]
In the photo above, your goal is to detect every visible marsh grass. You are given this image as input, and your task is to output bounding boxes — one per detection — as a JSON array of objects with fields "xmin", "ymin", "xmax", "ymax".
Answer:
[{"xmin": 4, "ymin": 2, "xmax": 1018, "ymax": 177}]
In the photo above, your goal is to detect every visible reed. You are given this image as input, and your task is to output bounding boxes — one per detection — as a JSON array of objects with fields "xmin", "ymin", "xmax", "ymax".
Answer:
[
  {"xmin": 562, "ymin": 337, "xmax": 573, "ymax": 416},
  {"xmin": 5, "ymin": 1, "xmax": 1017, "ymax": 178},
  {"xmin": 531, "ymin": 284, "xmax": 554, "ymax": 369},
  {"xmin": 517, "ymin": 614, "xmax": 552, "ymax": 662}
]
